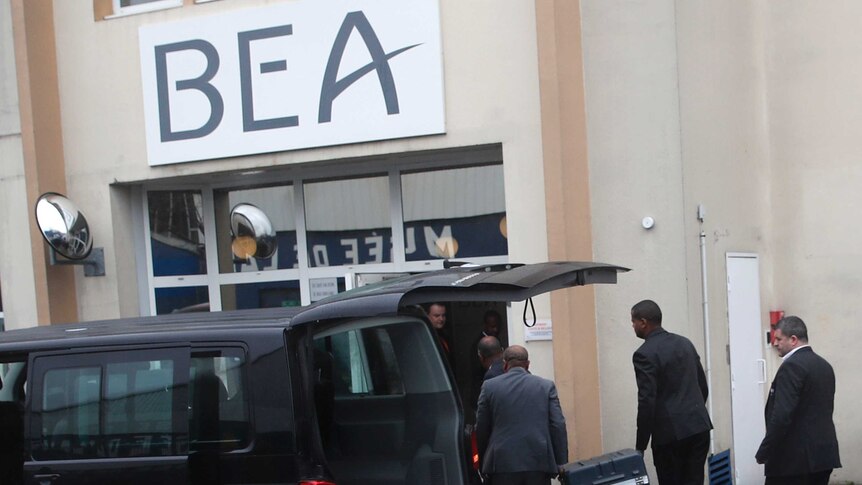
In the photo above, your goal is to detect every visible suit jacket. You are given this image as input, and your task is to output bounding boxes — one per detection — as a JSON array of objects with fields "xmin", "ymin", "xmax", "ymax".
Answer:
[
  {"xmin": 633, "ymin": 328, "xmax": 712, "ymax": 450},
  {"xmin": 476, "ymin": 367, "xmax": 568, "ymax": 475},
  {"xmin": 484, "ymin": 359, "xmax": 504, "ymax": 381},
  {"xmin": 755, "ymin": 346, "xmax": 841, "ymax": 477}
]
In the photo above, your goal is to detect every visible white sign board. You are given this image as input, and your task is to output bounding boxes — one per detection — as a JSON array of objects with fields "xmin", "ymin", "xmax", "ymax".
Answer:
[
  {"xmin": 524, "ymin": 319, "xmax": 553, "ymax": 341},
  {"xmin": 310, "ymin": 277, "xmax": 339, "ymax": 302},
  {"xmin": 139, "ymin": 0, "xmax": 445, "ymax": 165}
]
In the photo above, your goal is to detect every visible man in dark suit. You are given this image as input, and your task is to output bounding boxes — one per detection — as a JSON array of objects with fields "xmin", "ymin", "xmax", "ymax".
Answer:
[
  {"xmin": 469, "ymin": 336, "xmax": 505, "ymax": 414},
  {"xmin": 471, "ymin": 311, "xmax": 503, "ymax": 384},
  {"xmin": 631, "ymin": 299, "xmax": 712, "ymax": 485},
  {"xmin": 478, "ymin": 335, "xmax": 505, "ymax": 382},
  {"xmin": 755, "ymin": 316, "xmax": 841, "ymax": 485},
  {"xmin": 476, "ymin": 345, "xmax": 568, "ymax": 485}
]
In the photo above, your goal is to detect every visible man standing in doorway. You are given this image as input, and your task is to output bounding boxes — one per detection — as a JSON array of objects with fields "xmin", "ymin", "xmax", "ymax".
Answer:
[
  {"xmin": 471, "ymin": 311, "xmax": 502, "ymax": 373},
  {"xmin": 755, "ymin": 316, "xmax": 841, "ymax": 485},
  {"xmin": 476, "ymin": 345, "xmax": 567, "ymax": 485},
  {"xmin": 631, "ymin": 299, "xmax": 712, "ymax": 485},
  {"xmin": 424, "ymin": 302, "xmax": 451, "ymax": 355}
]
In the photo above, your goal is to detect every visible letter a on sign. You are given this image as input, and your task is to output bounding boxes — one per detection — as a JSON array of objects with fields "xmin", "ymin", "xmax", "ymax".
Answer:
[{"xmin": 319, "ymin": 11, "xmax": 419, "ymax": 123}]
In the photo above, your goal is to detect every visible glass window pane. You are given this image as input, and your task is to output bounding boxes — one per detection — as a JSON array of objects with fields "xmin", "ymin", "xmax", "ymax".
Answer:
[
  {"xmin": 321, "ymin": 330, "xmax": 368, "ymax": 395},
  {"xmin": 190, "ymin": 349, "xmax": 249, "ymax": 452},
  {"xmin": 41, "ymin": 367, "xmax": 101, "ymax": 459},
  {"xmin": 315, "ymin": 327, "xmax": 404, "ymax": 397},
  {"xmin": 304, "ymin": 176, "xmax": 391, "ymax": 267},
  {"xmin": 364, "ymin": 328, "xmax": 404, "ymax": 395},
  {"xmin": 214, "ymin": 185, "xmax": 298, "ymax": 274},
  {"xmin": 155, "ymin": 286, "xmax": 209, "ymax": 315},
  {"xmin": 401, "ymin": 165, "xmax": 507, "ymax": 261},
  {"xmin": 148, "ymin": 191, "xmax": 207, "ymax": 277},
  {"xmin": 105, "ymin": 359, "xmax": 177, "ymax": 457},
  {"xmin": 220, "ymin": 281, "xmax": 301, "ymax": 310}
]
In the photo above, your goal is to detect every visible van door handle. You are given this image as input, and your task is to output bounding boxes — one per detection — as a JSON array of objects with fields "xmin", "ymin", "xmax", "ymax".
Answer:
[
  {"xmin": 34, "ymin": 473, "xmax": 60, "ymax": 484},
  {"xmin": 757, "ymin": 359, "xmax": 767, "ymax": 384}
]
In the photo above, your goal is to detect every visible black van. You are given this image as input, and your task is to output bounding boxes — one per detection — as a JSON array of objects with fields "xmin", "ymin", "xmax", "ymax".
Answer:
[{"xmin": 0, "ymin": 262, "xmax": 626, "ymax": 485}]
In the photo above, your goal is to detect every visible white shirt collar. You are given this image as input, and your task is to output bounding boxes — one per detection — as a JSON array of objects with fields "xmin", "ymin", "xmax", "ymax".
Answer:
[{"xmin": 782, "ymin": 344, "xmax": 810, "ymax": 361}]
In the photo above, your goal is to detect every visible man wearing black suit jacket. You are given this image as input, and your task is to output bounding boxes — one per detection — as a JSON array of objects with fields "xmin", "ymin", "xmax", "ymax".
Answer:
[
  {"xmin": 631, "ymin": 299, "xmax": 712, "ymax": 485},
  {"xmin": 755, "ymin": 316, "xmax": 841, "ymax": 485}
]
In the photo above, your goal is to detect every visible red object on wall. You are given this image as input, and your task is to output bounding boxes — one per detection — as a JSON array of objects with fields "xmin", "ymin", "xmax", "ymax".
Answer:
[
  {"xmin": 769, "ymin": 311, "xmax": 784, "ymax": 325},
  {"xmin": 768, "ymin": 310, "xmax": 784, "ymax": 344}
]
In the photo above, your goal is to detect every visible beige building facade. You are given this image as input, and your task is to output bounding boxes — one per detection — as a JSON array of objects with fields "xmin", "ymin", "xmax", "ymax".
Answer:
[{"xmin": 1, "ymin": 0, "xmax": 859, "ymax": 482}]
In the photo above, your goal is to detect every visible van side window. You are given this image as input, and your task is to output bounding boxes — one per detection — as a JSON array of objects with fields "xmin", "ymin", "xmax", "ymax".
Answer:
[
  {"xmin": 41, "ymin": 359, "xmax": 181, "ymax": 459},
  {"xmin": 42, "ymin": 367, "xmax": 102, "ymax": 458},
  {"xmin": 32, "ymin": 347, "xmax": 251, "ymax": 462},
  {"xmin": 319, "ymin": 327, "xmax": 404, "ymax": 396},
  {"xmin": 32, "ymin": 349, "xmax": 189, "ymax": 461},
  {"xmin": 104, "ymin": 360, "xmax": 175, "ymax": 457},
  {"xmin": 189, "ymin": 348, "xmax": 249, "ymax": 451}
]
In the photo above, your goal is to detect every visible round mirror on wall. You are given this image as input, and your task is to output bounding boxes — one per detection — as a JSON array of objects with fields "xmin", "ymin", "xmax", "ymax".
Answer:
[
  {"xmin": 230, "ymin": 203, "xmax": 277, "ymax": 260},
  {"xmin": 35, "ymin": 192, "xmax": 94, "ymax": 260}
]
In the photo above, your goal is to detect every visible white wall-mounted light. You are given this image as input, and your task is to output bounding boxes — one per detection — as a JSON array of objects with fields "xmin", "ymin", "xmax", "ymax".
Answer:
[{"xmin": 642, "ymin": 216, "xmax": 655, "ymax": 230}]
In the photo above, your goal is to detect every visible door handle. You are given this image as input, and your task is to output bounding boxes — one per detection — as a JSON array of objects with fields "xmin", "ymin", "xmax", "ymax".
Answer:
[
  {"xmin": 34, "ymin": 473, "xmax": 60, "ymax": 485},
  {"xmin": 756, "ymin": 359, "xmax": 766, "ymax": 384}
]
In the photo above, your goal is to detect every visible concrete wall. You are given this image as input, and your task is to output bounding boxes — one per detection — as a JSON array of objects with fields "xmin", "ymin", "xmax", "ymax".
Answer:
[
  {"xmin": 581, "ymin": 0, "xmax": 692, "ymax": 458},
  {"xmin": 0, "ymin": 0, "xmax": 39, "ymax": 329},
  {"xmin": 583, "ymin": 0, "xmax": 859, "ymax": 480},
  {"xmin": 764, "ymin": 3, "xmax": 862, "ymax": 481}
]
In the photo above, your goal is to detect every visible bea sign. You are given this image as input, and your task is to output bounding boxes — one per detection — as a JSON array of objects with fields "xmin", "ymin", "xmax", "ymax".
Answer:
[{"xmin": 138, "ymin": 0, "xmax": 445, "ymax": 166}]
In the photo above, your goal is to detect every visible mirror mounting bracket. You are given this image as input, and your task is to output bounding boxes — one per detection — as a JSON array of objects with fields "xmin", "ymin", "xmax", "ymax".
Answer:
[{"xmin": 49, "ymin": 247, "xmax": 105, "ymax": 277}]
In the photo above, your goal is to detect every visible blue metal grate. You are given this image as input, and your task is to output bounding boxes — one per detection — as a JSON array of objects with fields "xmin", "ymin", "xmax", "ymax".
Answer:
[{"xmin": 709, "ymin": 449, "xmax": 733, "ymax": 485}]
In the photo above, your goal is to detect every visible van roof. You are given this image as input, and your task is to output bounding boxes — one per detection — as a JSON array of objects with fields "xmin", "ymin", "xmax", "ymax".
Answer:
[{"xmin": 0, "ymin": 307, "xmax": 302, "ymax": 352}]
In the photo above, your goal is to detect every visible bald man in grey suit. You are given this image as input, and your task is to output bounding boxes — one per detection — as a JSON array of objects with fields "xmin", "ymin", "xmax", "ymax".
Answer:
[{"xmin": 476, "ymin": 345, "xmax": 568, "ymax": 485}]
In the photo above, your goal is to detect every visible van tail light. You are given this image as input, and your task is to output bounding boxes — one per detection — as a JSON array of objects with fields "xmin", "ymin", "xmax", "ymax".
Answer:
[
  {"xmin": 471, "ymin": 428, "xmax": 480, "ymax": 470},
  {"xmin": 300, "ymin": 481, "xmax": 336, "ymax": 485}
]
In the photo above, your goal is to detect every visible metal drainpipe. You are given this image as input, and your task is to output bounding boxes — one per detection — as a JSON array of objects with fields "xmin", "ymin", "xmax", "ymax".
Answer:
[{"xmin": 698, "ymin": 204, "xmax": 716, "ymax": 455}]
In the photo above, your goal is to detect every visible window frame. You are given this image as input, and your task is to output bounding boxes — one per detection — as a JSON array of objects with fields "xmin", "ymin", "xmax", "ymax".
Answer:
[
  {"xmin": 137, "ymin": 147, "xmax": 508, "ymax": 315},
  {"xmin": 106, "ymin": 0, "xmax": 183, "ymax": 19}
]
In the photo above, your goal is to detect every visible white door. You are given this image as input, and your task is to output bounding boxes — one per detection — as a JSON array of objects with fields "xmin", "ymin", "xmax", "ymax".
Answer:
[{"xmin": 726, "ymin": 253, "xmax": 766, "ymax": 483}]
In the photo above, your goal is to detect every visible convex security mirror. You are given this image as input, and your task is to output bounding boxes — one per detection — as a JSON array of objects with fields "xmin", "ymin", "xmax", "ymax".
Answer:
[
  {"xmin": 230, "ymin": 203, "xmax": 277, "ymax": 261},
  {"xmin": 35, "ymin": 192, "xmax": 105, "ymax": 277}
]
